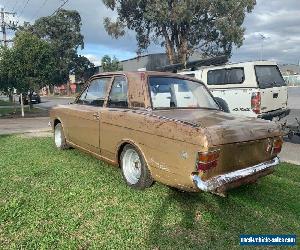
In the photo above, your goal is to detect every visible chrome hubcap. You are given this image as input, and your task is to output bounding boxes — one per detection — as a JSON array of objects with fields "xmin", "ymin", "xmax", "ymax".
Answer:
[
  {"xmin": 122, "ymin": 149, "xmax": 142, "ymax": 184},
  {"xmin": 54, "ymin": 126, "xmax": 62, "ymax": 148}
]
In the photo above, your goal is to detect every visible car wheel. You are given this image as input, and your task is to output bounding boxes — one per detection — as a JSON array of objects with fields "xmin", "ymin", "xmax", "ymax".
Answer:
[
  {"xmin": 54, "ymin": 123, "xmax": 69, "ymax": 150},
  {"xmin": 120, "ymin": 144, "xmax": 153, "ymax": 189}
]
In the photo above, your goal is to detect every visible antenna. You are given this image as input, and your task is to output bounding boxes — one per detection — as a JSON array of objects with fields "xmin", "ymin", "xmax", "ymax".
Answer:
[{"xmin": 259, "ymin": 33, "xmax": 267, "ymax": 61}]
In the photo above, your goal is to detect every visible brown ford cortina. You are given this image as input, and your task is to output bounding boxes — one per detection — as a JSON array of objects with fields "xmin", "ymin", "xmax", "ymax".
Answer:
[{"xmin": 50, "ymin": 71, "xmax": 283, "ymax": 195}]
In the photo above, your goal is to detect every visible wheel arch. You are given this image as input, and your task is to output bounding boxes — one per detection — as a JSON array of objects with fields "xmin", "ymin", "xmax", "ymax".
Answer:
[
  {"xmin": 52, "ymin": 117, "xmax": 67, "ymax": 139},
  {"xmin": 116, "ymin": 139, "xmax": 150, "ymax": 169},
  {"xmin": 54, "ymin": 118, "xmax": 61, "ymax": 127}
]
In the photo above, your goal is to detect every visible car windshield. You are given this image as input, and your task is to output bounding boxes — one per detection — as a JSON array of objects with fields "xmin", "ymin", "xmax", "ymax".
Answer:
[
  {"xmin": 149, "ymin": 76, "xmax": 219, "ymax": 110},
  {"xmin": 255, "ymin": 65, "xmax": 286, "ymax": 88}
]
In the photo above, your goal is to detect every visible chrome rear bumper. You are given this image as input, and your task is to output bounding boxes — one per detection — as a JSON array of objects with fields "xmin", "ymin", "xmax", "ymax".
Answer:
[{"xmin": 192, "ymin": 157, "xmax": 280, "ymax": 192}]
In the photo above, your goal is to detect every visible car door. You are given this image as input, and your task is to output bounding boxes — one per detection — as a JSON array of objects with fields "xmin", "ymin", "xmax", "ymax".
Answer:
[
  {"xmin": 67, "ymin": 77, "xmax": 112, "ymax": 153},
  {"xmin": 100, "ymin": 75, "xmax": 129, "ymax": 160}
]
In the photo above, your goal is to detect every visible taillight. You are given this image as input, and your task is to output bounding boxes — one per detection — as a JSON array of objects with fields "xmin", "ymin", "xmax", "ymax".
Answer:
[
  {"xmin": 251, "ymin": 92, "xmax": 261, "ymax": 114},
  {"xmin": 272, "ymin": 137, "xmax": 283, "ymax": 154},
  {"xmin": 196, "ymin": 150, "xmax": 220, "ymax": 171}
]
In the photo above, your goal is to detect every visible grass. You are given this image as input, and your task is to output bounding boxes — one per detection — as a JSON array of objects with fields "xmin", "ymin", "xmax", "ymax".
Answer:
[
  {"xmin": 0, "ymin": 107, "xmax": 44, "ymax": 118},
  {"xmin": 0, "ymin": 136, "xmax": 299, "ymax": 249},
  {"xmin": 0, "ymin": 100, "xmax": 13, "ymax": 106}
]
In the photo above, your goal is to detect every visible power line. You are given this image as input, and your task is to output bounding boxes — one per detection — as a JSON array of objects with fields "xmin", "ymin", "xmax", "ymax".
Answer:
[
  {"xmin": 11, "ymin": 0, "xmax": 19, "ymax": 12},
  {"xmin": 50, "ymin": 0, "xmax": 69, "ymax": 16},
  {"xmin": 17, "ymin": 0, "xmax": 30, "ymax": 19},
  {"xmin": 31, "ymin": 0, "xmax": 49, "ymax": 22}
]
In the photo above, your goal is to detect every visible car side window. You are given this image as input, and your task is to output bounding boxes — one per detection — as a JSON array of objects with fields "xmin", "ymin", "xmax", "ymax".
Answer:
[
  {"xmin": 207, "ymin": 68, "xmax": 244, "ymax": 85},
  {"xmin": 108, "ymin": 76, "xmax": 128, "ymax": 108},
  {"xmin": 227, "ymin": 68, "xmax": 244, "ymax": 84},
  {"xmin": 207, "ymin": 69, "xmax": 226, "ymax": 85},
  {"xmin": 77, "ymin": 77, "xmax": 111, "ymax": 106}
]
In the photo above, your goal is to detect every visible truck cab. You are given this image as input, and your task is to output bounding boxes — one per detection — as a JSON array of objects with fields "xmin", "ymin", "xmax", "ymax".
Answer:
[{"xmin": 178, "ymin": 61, "xmax": 290, "ymax": 120}]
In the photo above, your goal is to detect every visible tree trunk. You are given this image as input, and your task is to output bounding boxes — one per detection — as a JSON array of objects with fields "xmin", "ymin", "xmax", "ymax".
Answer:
[
  {"xmin": 162, "ymin": 27, "xmax": 176, "ymax": 64},
  {"xmin": 8, "ymin": 91, "xmax": 13, "ymax": 103},
  {"xmin": 28, "ymin": 92, "xmax": 33, "ymax": 110},
  {"xmin": 47, "ymin": 85, "xmax": 50, "ymax": 96},
  {"xmin": 177, "ymin": 35, "xmax": 189, "ymax": 66},
  {"xmin": 67, "ymin": 82, "xmax": 70, "ymax": 96}
]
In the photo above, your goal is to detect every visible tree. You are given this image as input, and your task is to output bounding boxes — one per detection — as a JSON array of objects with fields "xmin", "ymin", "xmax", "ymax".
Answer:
[
  {"xmin": 102, "ymin": 0, "xmax": 256, "ymax": 64},
  {"xmin": 0, "ymin": 32, "xmax": 56, "ymax": 90},
  {"xmin": 21, "ymin": 9, "xmax": 93, "ymax": 84},
  {"xmin": 101, "ymin": 55, "xmax": 123, "ymax": 72},
  {"xmin": 0, "ymin": 46, "xmax": 15, "ymax": 99},
  {"xmin": 71, "ymin": 55, "xmax": 96, "ymax": 82},
  {"xmin": 0, "ymin": 31, "xmax": 57, "ymax": 108}
]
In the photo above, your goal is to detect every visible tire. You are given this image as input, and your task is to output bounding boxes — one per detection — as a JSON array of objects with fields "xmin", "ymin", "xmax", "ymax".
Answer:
[
  {"xmin": 120, "ymin": 144, "xmax": 153, "ymax": 190},
  {"xmin": 54, "ymin": 123, "xmax": 69, "ymax": 150}
]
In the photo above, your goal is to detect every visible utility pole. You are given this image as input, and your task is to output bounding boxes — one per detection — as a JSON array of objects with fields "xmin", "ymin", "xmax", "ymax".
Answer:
[{"xmin": 0, "ymin": 7, "xmax": 16, "ymax": 47}]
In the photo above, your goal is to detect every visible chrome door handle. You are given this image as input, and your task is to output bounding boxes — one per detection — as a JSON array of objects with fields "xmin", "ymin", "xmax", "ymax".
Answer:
[{"xmin": 93, "ymin": 113, "xmax": 100, "ymax": 119}]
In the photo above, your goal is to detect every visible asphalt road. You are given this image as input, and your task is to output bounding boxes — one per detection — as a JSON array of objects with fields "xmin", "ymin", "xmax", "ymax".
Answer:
[
  {"xmin": 0, "ymin": 95, "xmax": 74, "ymax": 110},
  {"xmin": 278, "ymin": 87, "xmax": 300, "ymax": 164},
  {"xmin": 36, "ymin": 96, "xmax": 75, "ymax": 110},
  {"xmin": 288, "ymin": 86, "xmax": 300, "ymax": 109}
]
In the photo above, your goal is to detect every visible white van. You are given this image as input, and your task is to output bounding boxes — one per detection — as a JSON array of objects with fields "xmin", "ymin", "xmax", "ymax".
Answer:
[{"xmin": 178, "ymin": 61, "xmax": 290, "ymax": 120}]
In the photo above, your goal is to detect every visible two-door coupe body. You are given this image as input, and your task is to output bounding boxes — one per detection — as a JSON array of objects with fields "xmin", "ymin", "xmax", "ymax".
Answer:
[{"xmin": 50, "ymin": 71, "xmax": 283, "ymax": 195}]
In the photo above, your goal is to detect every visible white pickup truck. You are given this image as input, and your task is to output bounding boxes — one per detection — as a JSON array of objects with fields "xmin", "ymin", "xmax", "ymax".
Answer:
[{"xmin": 178, "ymin": 61, "xmax": 290, "ymax": 120}]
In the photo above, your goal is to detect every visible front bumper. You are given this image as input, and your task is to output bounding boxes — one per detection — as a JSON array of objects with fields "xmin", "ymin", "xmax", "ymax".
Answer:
[
  {"xmin": 192, "ymin": 157, "xmax": 280, "ymax": 193},
  {"xmin": 258, "ymin": 109, "xmax": 290, "ymax": 120}
]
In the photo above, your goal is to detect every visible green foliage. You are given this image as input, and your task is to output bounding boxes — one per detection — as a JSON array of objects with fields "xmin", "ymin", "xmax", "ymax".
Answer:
[
  {"xmin": 0, "ymin": 135, "xmax": 299, "ymax": 248},
  {"xmin": 102, "ymin": 0, "xmax": 256, "ymax": 64},
  {"xmin": 101, "ymin": 55, "xmax": 123, "ymax": 72},
  {"xmin": 0, "ymin": 100, "xmax": 12, "ymax": 106},
  {"xmin": 0, "ymin": 9, "xmax": 94, "ymax": 93},
  {"xmin": 0, "ymin": 107, "xmax": 42, "ymax": 117},
  {"xmin": 0, "ymin": 46, "xmax": 14, "ymax": 93},
  {"xmin": 0, "ymin": 32, "xmax": 57, "ymax": 92},
  {"xmin": 31, "ymin": 9, "xmax": 84, "ymax": 51},
  {"xmin": 71, "ymin": 55, "xmax": 95, "ymax": 82},
  {"xmin": 18, "ymin": 9, "xmax": 94, "ymax": 85}
]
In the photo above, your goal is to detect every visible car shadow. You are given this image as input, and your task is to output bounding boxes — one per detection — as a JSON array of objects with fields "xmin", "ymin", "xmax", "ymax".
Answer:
[{"xmin": 146, "ymin": 178, "xmax": 297, "ymax": 249}]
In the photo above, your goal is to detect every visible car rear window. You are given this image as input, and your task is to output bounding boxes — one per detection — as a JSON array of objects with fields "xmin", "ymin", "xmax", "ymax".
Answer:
[
  {"xmin": 148, "ymin": 76, "xmax": 219, "ymax": 110},
  {"xmin": 207, "ymin": 68, "xmax": 244, "ymax": 85},
  {"xmin": 255, "ymin": 65, "xmax": 286, "ymax": 88}
]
